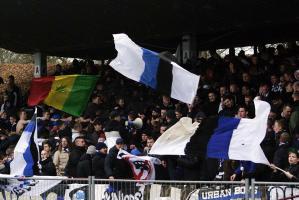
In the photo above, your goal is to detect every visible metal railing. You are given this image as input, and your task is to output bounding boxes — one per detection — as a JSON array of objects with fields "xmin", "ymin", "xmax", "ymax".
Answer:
[
  {"xmin": 254, "ymin": 180, "xmax": 299, "ymax": 200},
  {"xmin": 1, "ymin": 176, "xmax": 299, "ymax": 200}
]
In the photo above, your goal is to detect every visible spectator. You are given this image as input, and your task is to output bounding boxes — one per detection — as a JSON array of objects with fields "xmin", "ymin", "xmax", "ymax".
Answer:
[
  {"xmin": 53, "ymin": 137, "xmax": 71, "ymax": 176},
  {"xmin": 202, "ymin": 91, "xmax": 219, "ymax": 117},
  {"xmin": 92, "ymin": 142, "xmax": 108, "ymax": 178},
  {"xmin": 57, "ymin": 121, "xmax": 72, "ymax": 139},
  {"xmin": 77, "ymin": 145, "xmax": 97, "ymax": 178},
  {"xmin": 71, "ymin": 122, "xmax": 83, "ymax": 142},
  {"xmin": 16, "ymin": 109, "xmax": 29, "ymax": 134},
  {"xmin": 84, "ymin": 94, "xmax": 101, "ymax": 120},
  {"xmin": 0, "ymin": 94, "xmax": 14, "ymax": 115},
  {"xmin": 160, "ymin": 95, "xmax": 175, "ymax": 110},
  {"xmin": 40, "ymin": 150, "xmax": 56, "ymax": 176},
  {"xmin": 236, "ymin": 105, "xmax": 248, "ymax": 119},
  {"xmin": 289, "ymin": 91, "xmax": 299, "ymax": 135},
  {"xmin": 0, "ymin": 112, "xmax": 10, "ymax": 131},
  {"xmin": 42, "ymin": 140, "xmax": 53, "ymax": 156},
  {"xmin": 0, "ymin": 154, "xmax": 9, "ymax": 174},
  {"xmin": 270, "ymin": 74, "xmax": 283, "ymax": 94},
  {"xmin": 8, "ymin": 115, "xmax": 17, "ymax": 132},
  {"xmin": 273, "ymin": 119, "xmax": 287, "ymax": 143},
  {"xmin": 65, "ymin": 136, "xmax": 86, "ymax": 177},
  {"xmin": 292, "ymin": 126, "xmax": 299, "ymax": 150},
  {"xmin": 280, "ymin": 104, "xmax": 292, "ymax": 124},
  {"xmin": 229, "ymin": 82, "xmax": 242, "ymax": 105},
  {"xmin": 174, "ymin": 108, "xmax": 183, "ymax": 120},
  {"xmin": 258, "ymin": 83, "xmax": 273, "ymax": 103},
  {"xmin": 293, "ymin": 81, "xmax": 299, "ymax": 92},
  {"xmin": 165, "ymin": 110, "xmax": 177, "ymax": 126},
  {"xmin": 104, "ymin": 138, "xmax": 132, "ymax": 179},
  {"xmin": 5, "ymin": 75, "xmax": 21, "ymax": 108},
  {"xmin": 143, "ymin": 137, "xmax": 155, "ymax": 155},
  {"xmin": 219, "ymin": 95, "xmax": 236, "ymax": 117},
  {"xmin": 270, "ymin": 148, "xmax": 299, "ymax": 182},
  {"xmin": 273, "ymin": 132, "xmax": 290, "ymax": 170},
  {"xmin": 86, "ymin": 120, "xmax": 105, "ymax": 145}
]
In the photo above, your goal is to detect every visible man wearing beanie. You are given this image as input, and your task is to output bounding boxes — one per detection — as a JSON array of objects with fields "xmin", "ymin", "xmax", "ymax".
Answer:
[
  {"xmin": 76, "ymin": 145, "xmax": 96, "ymax": 178},
  {"xmin": 105, "ymin": 138, "xmax": 132, "ymax": 179},
  {"xmin": 92, "ymin": 142, "xmax": 108, "ymax": 178}
]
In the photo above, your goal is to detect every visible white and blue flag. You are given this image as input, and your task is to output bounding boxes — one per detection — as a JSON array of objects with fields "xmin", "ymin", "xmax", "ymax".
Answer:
[
  {"xmin": 110, "ymin": 33, "xmax": 200, "ymax": 104},
  {"xmin": 149, "ymin": 100, "xmax": 270, "ymax": 165},
  {"xmin": 10, "ymin": 109, "xmax": 39, "ymax": 176},
  {"xmin": 205, "ymin": 99, "xmax": 270, "ymax": 164}
]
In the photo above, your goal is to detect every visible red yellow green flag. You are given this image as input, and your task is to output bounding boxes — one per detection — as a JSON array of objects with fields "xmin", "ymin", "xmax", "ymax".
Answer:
[{"xmin": 28, "ymin": 75, "xmax": 98, "ymax": 116}]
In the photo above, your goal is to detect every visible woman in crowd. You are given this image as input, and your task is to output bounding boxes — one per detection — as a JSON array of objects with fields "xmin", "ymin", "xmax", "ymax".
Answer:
[{"xmin": 53, "ymin": 137, "xmax": 71, "ymax": 176}]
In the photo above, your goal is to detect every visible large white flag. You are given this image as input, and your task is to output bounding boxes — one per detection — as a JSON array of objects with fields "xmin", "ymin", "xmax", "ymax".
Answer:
[{"xmin": 149, "ymin": 117, "xmax": 200, "ymax": 155}]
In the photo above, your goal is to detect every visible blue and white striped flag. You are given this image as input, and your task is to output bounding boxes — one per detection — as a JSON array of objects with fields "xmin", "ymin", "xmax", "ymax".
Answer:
[
  {"xmin": 110, "ymin": 33, "xmax": 200, "ymax": 104},
  {"xmin": 10, "ymin": 108, "xmax": 39, "ymax": 176}
]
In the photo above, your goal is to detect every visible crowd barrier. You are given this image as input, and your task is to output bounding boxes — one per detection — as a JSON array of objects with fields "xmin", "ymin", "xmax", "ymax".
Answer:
[{"xmin": 1, "ymin": 176, "xmax": 299, "ymax": 200}]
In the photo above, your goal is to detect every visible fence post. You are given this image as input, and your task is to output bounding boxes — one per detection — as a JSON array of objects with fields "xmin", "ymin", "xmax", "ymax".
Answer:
[
  {"xmin": 245, "ymin": 178, "xmax": 250, "ymax": 200},
  {"xmin": 88, "ymin": 176, "xmax": 95, "ymax": 200},
  {"xmin": 251, "ymin": 178, "xmax": 255, "ymax": 200}
]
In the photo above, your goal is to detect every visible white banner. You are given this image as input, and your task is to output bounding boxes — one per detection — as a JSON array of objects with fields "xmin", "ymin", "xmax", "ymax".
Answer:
[
  {"xmin": 0, "ymin": 175, "xmax": 63, "ymax": 197},
  {"xmin": 64, "ymin": 183, "xmax": 144, "ymax": 200}
]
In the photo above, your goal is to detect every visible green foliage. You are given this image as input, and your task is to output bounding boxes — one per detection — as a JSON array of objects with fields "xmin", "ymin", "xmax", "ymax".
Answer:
[
  {"xmin": 0, "ymin": 48, "xmax": 33, "ymax": 64},
  {"xmin": 0, "ymin": 48, "xmax": 69, "ymax": 64}
]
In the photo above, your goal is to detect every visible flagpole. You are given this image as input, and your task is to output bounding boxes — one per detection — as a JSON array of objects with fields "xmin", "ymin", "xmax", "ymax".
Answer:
[{"xmin": 34, "ymin": 106, "xmax": 41, "ymax": 174}]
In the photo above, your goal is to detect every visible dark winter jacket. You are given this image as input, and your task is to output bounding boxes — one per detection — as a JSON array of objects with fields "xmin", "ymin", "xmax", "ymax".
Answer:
[
  {"xmin": 104, "ymin": 146, "xmax": 132, "ymax": 179},
  {"xmin": 40, "ymin": 157, "xmax": 56, "ymax": 176},
  {"xmin": 65, "ymin": 146, "xmax": 86, "ymax": 177},
  {"xmin": 202, "ymin": 101, "xmax": 220, "ymax": 117},
  {"xmin": 77, "ymin": 153, "xmax": 94, "ymax": 178},
  {"xmin": 273, "ymin": 143, "xmax": 289, "ymax": 170},
  {"xmin": 271, "ymin": 163, "xmax": 299, "ymax": 182},
  {"xmin": 92, "ymin": 152, "xmax": 106, "ymax": 178},
  {"xmin": 177, "ymin": 155, "xmax": 201, "ymax": 180},
  {"xmin": 290, "ymin": 100, "xmax": 299, "ymax": 136}
]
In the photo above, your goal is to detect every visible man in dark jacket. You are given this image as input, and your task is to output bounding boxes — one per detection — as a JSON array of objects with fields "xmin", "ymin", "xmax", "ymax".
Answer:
[
  {"xmin": 218, "ymin": 95, "xmax": 236, "ymax": 117},
  {"xmin": 104, "ymin": 138, "xmax": 132, "ymax": 179},
  {"xmin": 273, "ymin": 132, "xmax": 290, "ymax": 170},
  {"xmin": 92, "ymin": 142, "xmax": 108, "ymax": 178},
  {"xmin": 290, "ymin": 91, "xmax": 299, "ymax": 136},
  {"xmin": 77, "ymin": 145, "xmax": 97, "ymax": 178},
  {"xmin": 40, "ymin": 150, "xmax": 56, "ymax": 176},
  {"xmin": 65, "ymin": 136, "xmax": 86, "ymax": 177},
  {"xmin": 202, "ymin": 91, "xmax": 220, "ymax": 117}
]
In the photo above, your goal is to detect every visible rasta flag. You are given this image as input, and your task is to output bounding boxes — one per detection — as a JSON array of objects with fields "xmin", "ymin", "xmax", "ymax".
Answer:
[{"xmin": 28, "ymin": 75, "xmax": 98, "ymax": 116}]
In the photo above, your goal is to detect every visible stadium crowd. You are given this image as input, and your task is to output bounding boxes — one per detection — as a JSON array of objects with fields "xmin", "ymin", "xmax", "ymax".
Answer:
[{"xmin": 0, "ymin": 44, "xmax": 299, "ymax": 182}]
